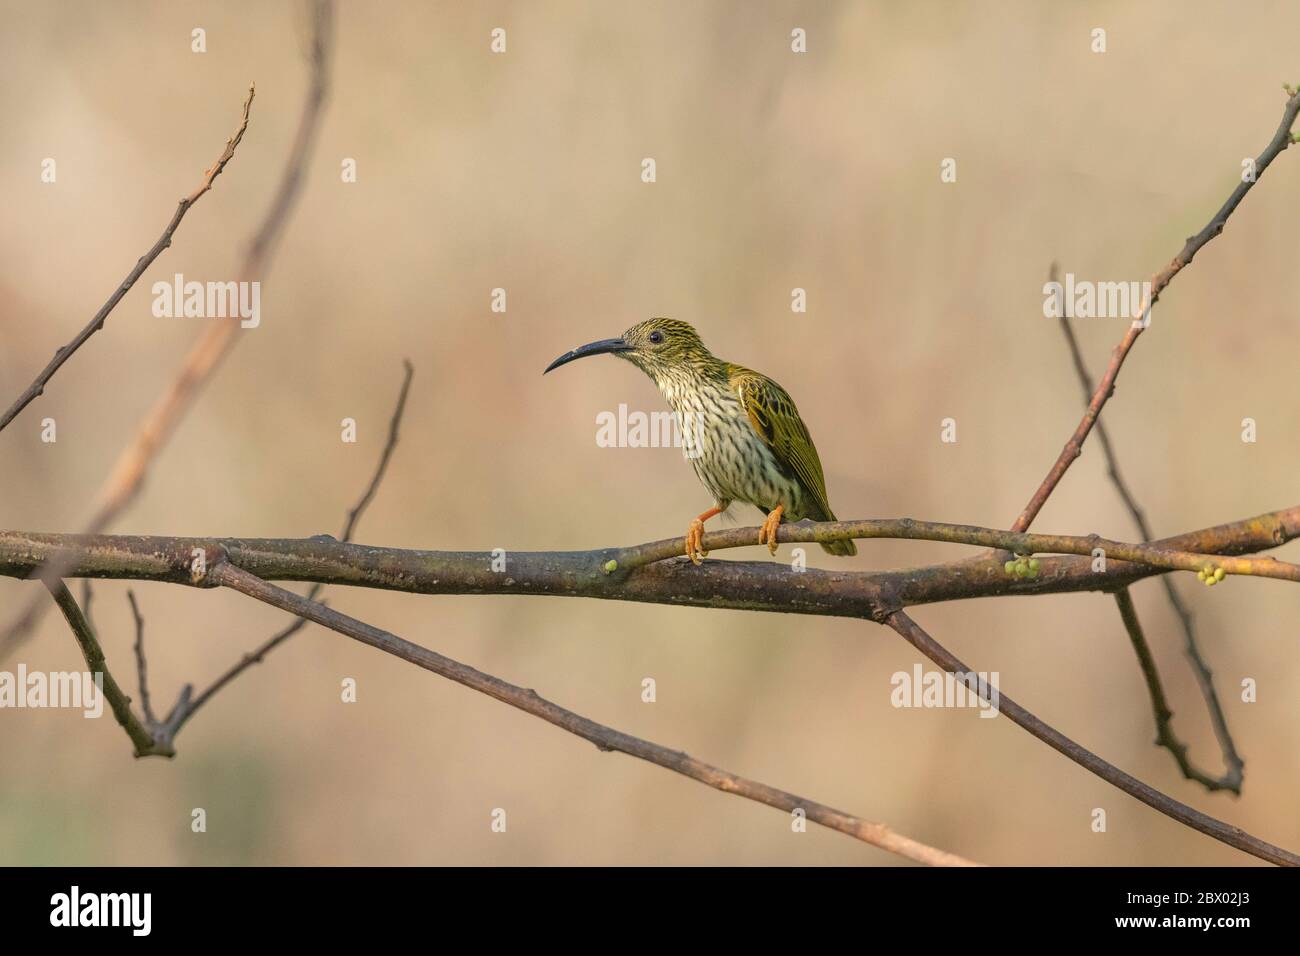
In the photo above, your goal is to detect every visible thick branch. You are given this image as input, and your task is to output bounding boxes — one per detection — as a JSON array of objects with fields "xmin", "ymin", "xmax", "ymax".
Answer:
[{"xmin": 2, "ymin": 508, "xmax": 1297, "ymax": 621}]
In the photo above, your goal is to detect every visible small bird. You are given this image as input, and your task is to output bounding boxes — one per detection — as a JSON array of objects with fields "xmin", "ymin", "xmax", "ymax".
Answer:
[{"xmin": 544, "ymin": 318, "xmax": 856, "ymax": 563}]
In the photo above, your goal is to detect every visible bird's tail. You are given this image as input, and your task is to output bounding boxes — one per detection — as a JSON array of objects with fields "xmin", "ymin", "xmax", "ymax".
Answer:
[
  {"xmin": 820, "ymin": 536, "xmax": 857, "ymax": 557},
  {"xmin": 812, "ymin": 505, "xmax": 857, "ymax": 556}
]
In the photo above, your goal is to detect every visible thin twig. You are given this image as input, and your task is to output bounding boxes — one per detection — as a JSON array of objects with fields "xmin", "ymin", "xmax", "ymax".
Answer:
[
  {"xmin": 126, "ymin": 590, "xmax": 156, "ymax": 726},
  {"xmin": 178, "ymin": 616, "xmax": 315, "ymax": 726},
  {"xmin": 884, "ymin": 610, "xmax": 1298, "ymax": 866},
  {"xmin": 1011, "ymin": 90, "xmax": 1300, "ymax": 533},
  {"xmin": 339, "ymin": 359, "xmax": 413, "ymax": 543},
  {"xmin": 1055, "ymin": 265, "xmax": 1243, "ymax": 793},
  {"xmin": 0, "ymin": 85, "xmax": 256, "ymax": 435},
  {"xmin": 207, "ymin": 559, "xmax": 978, "ymax": 867},
  {"xmin": 1113, "ymin": 589, "xmax": 1239, "ymax": 792}
]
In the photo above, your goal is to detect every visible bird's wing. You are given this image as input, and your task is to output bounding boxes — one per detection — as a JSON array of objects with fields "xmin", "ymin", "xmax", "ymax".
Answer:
[{"xmin": 731, "ymin": 366, "xmax": 835, "ymax": 519}]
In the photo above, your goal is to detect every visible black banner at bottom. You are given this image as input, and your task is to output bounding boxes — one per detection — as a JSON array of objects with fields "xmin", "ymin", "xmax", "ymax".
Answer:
[{"xmin": 3, "ymin": 865, "xmax": 1286, "ymax": 941}]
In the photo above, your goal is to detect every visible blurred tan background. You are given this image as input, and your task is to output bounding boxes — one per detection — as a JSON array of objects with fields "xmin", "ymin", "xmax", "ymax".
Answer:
[{"xmin": 1, "ymin": 0, "xmax": 1298, "ymax": 865}]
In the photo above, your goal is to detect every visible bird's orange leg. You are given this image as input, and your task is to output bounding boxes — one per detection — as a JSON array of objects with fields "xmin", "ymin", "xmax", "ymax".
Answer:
[
  {"xmin": 757, "ymin": 504, "xmax": 785, "ymax": 556},
  {"xmin": 685, "ymin": 506, "xmax": 723, "ymax": 564}
]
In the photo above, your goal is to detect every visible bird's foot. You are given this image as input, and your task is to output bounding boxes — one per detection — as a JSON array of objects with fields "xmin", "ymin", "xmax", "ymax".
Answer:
[
  {"xmin": 757, "ymin": 504, "xmax": 785, "ymax": 556},
  {"xmin": 685, "ymin": 518, "xmax": 708, "ymax": 564},
  {"xmin": 684, "ymin": 506, "xmax": 724, "ymax": 565}
]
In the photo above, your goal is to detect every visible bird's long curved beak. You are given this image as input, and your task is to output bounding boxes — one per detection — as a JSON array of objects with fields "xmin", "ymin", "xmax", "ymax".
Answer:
[{"xmin": 543, "ymin": 337, "xmax": 631, "ymax": 374}]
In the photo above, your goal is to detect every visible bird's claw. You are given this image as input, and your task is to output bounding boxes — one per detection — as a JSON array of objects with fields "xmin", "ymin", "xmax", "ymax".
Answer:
[
  {"xmin": 757, "ymin": 505, "xmax": 784, "ymax": 556},
  {"xmin": 685, "ymin": 518, "xmax": 708, "ymax": 564}
]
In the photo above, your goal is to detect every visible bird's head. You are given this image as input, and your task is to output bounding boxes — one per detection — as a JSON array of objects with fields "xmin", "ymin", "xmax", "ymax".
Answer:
[{"xmin": 543, "ymin": 318, "xmax": 714, "ymax": 379}]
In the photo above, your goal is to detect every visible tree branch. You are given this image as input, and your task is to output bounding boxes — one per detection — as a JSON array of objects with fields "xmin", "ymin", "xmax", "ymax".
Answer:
[
  {"xmin": 618, "ymin": 517, "xmax": 1300, "ymax": 584},
  {"xmin": 3, "ymin": 506, "xmax": 1298, "ymax": 619},
  {"xmin": 40, "ymin": 528, "xmax": 1292, "ymax": 864}
]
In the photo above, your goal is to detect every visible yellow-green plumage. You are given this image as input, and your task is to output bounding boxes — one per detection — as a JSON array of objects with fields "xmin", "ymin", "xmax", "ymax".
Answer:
[{"xmin": 545, "ymin": 317, "xmax": 856, "ymax": 557}]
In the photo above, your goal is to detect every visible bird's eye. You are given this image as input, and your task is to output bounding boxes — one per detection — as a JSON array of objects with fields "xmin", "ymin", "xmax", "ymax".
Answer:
[{"xmin": 648, "ymin": 330, "xmax": 664, "ymax": 344}]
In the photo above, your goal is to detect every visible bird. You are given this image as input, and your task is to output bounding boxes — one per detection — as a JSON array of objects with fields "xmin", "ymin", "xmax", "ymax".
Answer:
[{"xmin": 544, "ymin": 318, "xmax": 857, "ymax": 563}]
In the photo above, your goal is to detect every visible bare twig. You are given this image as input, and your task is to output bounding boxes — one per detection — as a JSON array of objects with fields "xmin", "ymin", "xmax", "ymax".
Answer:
[
  {"xmin": 175, "ymin": 358, "xmax": 412, "ymax": 731},
  {"xmin": 1113, "ymin": 589, "xmax": 1239, "ymax": 792},
  {"xmin": 1011, "ymin": 90, "xmax": 1300, "ymax": 533},
  {"xmin": 0, "ymin": 85, "xmax": 256, "ymax": 435},
  {"xmin": 178, "ymin": 616, "xmax": 313, "ymax": 726},
  {"xmin": 207, "ymin": 559, "xmax": 978, "ymax": 867},
  {"xmin": 1054, "ymin": 265, "xmax": 1244, "ymax": 793},
  {"xmin": 884, "ymin": 610, "xmax": 1298, "ymax": 866},
  {"xmin": 1053, "ymin": 268, "xmax": 1154, "ymax": 536},
  {"xmin": 339, "ymin": 360, "xmax": 413, "ymax": 543},
  {"xmin": 126, "ymin": 590, "xmax": 156, "ymax": 726}
]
